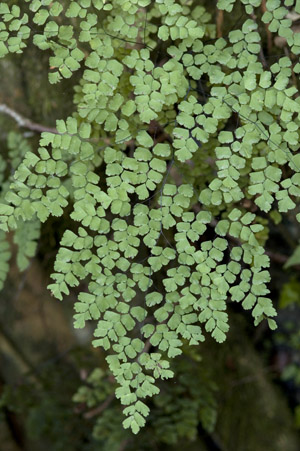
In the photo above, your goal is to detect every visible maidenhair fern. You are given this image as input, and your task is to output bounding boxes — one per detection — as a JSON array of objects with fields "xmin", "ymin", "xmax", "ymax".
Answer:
[{"xmin": 0, "ymin": 0, "xmax": 300, "ymax": 434}]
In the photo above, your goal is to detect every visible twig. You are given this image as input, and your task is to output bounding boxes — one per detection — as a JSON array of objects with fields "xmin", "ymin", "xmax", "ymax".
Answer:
[
  {"xmin": 83, "ymin": 393, "xmax": 115, "ymax": 419},
  {"xmin": 119, "ymin": 439, "xmax": 130, "ymax": 451},
  {"xmin": 0, "ymin": 321, "xmax": 41, "ymax": 383},
  {"xmin": 216, "ymin": 8, "xmax": 223, "ymax": 38},
  {"xmin": 0, "ymin": 103, "xmax": 58, "ymax": 134},
  {"xmin": 0, "ymin": 103, "xmax": 108, "ymax": 145},
  {"xmin": 142, "ymin": 338, "xmax": 152, "ymax": 354}
]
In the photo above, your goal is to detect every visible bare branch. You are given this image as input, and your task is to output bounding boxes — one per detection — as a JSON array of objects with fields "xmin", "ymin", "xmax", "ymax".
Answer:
[
  {"xmin": 83, "ymin": 393, "xmax": 115, "ymax": 419},
  {"xmin": 0, "ymin": 103, "xmax": 58, "ymax": 134}
]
